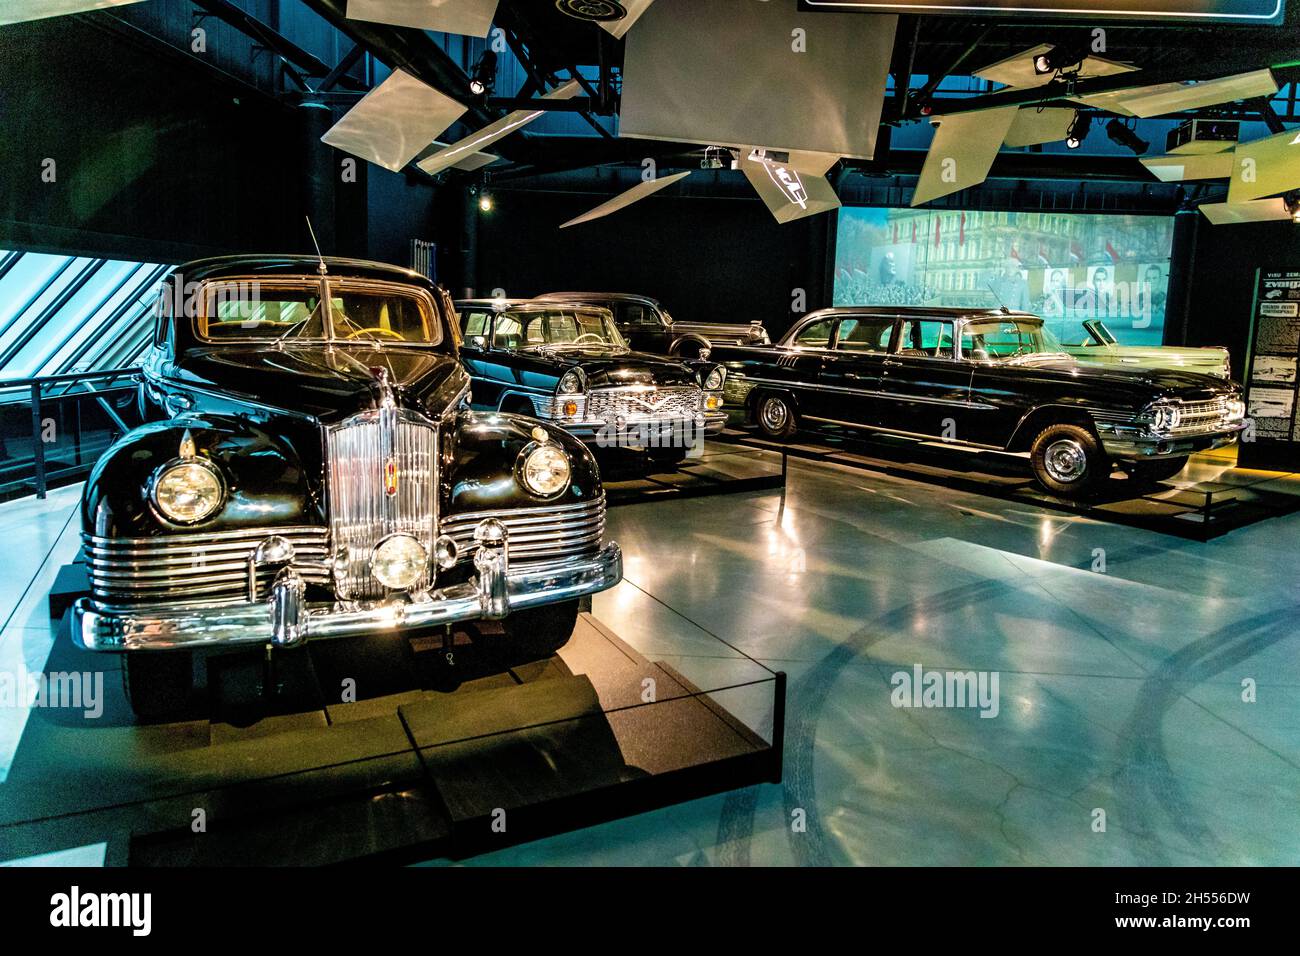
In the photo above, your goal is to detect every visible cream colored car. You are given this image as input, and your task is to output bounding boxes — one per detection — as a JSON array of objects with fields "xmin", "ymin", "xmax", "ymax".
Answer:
[{"xmin": 1064, "ymin": 320, "xmax": 1231, "ymax": 379}]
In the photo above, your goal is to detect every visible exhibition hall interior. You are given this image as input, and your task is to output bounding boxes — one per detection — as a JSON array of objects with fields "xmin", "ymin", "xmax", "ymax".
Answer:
[{"xmin": 1, "ymin": 0, "xmax": 1299, "ymax": 870}]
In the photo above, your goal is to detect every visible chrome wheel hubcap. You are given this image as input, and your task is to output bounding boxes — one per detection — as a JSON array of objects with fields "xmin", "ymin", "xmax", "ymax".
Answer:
[
  {"xmin": 760, "ymin": 397, "xmax": 789, "ymax": 432},
  {"xmin": 1044, "ymin": 439, "xmax": 1088, "ymax": 482}
]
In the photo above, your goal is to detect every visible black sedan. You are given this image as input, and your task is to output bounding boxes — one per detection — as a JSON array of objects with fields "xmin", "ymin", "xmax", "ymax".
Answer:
[
  {"xmin": 454, "ymin": 298, "xmax": 727, "ymax": 465},
  {"xmin": 708, "ymin": 306, "xmax": 1247, "ymax": 497}
]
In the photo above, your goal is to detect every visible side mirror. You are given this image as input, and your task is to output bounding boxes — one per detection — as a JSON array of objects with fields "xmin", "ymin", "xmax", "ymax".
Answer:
[{"xmin": 466, "ymin": 335, "xmax": 488, "ymax": 350}]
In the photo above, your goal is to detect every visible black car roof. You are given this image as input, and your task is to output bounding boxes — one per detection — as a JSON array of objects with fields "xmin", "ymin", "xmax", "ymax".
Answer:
[
  {"xmin": 173, "ymin": 255, "xmax": 436, "ymax": 290},
  {"xmin": 809, "ymin": 306, "xmax": 1042, "ymax": 321},
  {"xmin": 455, "ymin": 299, "xmax": 613, "ymax": 312},
  {"xmin": 539, "ymin": 292, "xmax": 660, "ymax": 306}
]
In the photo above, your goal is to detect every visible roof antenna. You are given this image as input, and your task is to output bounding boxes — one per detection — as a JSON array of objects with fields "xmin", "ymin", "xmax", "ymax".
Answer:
[
  {"xmin": 305, "ymin": 216, "xmax": 328, "ymax": 276},
  {"xmin": 305, "ymin": 216, "xmax": 335, "ymax": 343}
]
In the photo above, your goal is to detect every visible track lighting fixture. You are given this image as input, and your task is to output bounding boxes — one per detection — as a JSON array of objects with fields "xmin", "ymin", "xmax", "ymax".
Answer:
[
  {"xmin": 468, "ymin": 50, "xmax": 497, "ymax": 97},
  {"xmin": 1065, "ymin": 111, "xmax": 1092, "ymax": 149},
  {"xmin": 1105, "ymin": 118, "xmax": 1149, "ymax": 156}
]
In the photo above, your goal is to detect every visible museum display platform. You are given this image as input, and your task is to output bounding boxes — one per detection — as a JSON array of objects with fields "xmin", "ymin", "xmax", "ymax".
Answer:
[
  {"xmin": 0, "ymin": 601, "xmax": 783, "ymax": 866},
  {"xmin": 719, "ymin": 424, "xmax": 1300, "ymax": 541},
  {"xmin": 602, "ymin": 440, "xmax": 786, "ymax": 506}
]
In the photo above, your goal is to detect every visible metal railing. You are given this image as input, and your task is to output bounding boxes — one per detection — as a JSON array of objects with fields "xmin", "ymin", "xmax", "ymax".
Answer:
[{"xmin": 0, "ymin": 366, "xmax": 141, "ymax": 500}]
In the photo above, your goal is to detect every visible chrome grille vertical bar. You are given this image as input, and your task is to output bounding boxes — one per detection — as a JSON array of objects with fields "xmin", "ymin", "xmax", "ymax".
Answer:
[{"xmin": 327, "ymin": 410, "xmax": 438, "ymax": 601}]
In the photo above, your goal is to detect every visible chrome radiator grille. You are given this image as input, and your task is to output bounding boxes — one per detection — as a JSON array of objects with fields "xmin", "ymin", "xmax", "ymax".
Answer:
[
  {"xmin": 327, "ymin": 409, "xmax": 437, "ymax": 600},
  {"xmin": 1169, "ymin": 397, "xmax": 1232, "ymax": 435},
  {"xmin": 440, "ymin": 497, "xmax": 605, "ymax": 566},
  {"xmin": 84, "ymin": 527, "xmax": 329, "ymax": 604},
  {"xmin": 587, "ymin": 386, "xmax": 701, "ymax": 422}
]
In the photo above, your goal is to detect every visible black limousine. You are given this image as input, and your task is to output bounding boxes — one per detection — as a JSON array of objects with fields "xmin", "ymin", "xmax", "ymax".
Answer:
[
  {"xmin": 536, "ymin": 291, "xmax": 769, "ymax": 358},
  {"xmin": 708, "ymin": 306, "xmax": 1247, "ymax": 497},
  {"xmin": 455, "ymin": 298, "xmax": 727, "ymax": 465},
  {"xmin": 74, "ymin": 256, "xmax": 622, "ymax": 718}
]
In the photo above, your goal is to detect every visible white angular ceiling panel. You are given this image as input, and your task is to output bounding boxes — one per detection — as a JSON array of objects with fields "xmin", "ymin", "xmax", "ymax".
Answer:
[
  {"xmin": 619, "ymin": 0, "xmax": 895, "ymax": 160},
  {"xmin": 1119, "ymin": 69, "xmax": 1278, "ymax": 118},
  {"xmin": 560, "ymin": 171, "xmax": 691, "ymax": 229},
  {"xmin": 0, "ymin": 0, "xmax": 146, "ymax": 24},
  {"xmin": 346, "ymin": 0, "xmax": 499, "ymax": 37},
  {"xmin": 321, "ymin": 69, "xmax": 466, "ymax": 173},
  {"xmin": 974, "ymin": 45, "xmax": 1137, "ymax": 91},
  {"xmin": 1200, "ymin": 198, "xmax": 1294, "ymax": 225},
  {"xmin": 740, "ymin": 154, "xmax": 840, "ymax": 224},
  {"xmin": 911, "ymin": 107, "xmax": 1019, "ymax": 207},
  {"xmin": 1227, "ymin": 127, "xmax": 1300, "ymax": 203},
  {"xmin": 1140, "ymin": 151, "xmax": 1234, "ymax": 182},
  {"xmin": 416, "ymin": 80, "xmax": 582, "ymax": 176},
  {"xmin": 1002, "ymin": 108, "xmax": 1077, "ymax": 148}
]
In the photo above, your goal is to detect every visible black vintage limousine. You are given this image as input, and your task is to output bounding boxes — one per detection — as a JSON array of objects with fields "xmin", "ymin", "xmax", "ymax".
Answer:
[
  {"xmin": 537, "ymin": 291, "xmax": 770, "ymax": 358},
  {"xmin": 708, "ymin": 306, "xmax": 1247, "ymax": 497},
  {"xmin": 455, "ymin": 298, "xmax": 726, "ymax": 465},
  {"xmin": 74, "ymin": 256, "xmax": 622, "ymax": 718}
]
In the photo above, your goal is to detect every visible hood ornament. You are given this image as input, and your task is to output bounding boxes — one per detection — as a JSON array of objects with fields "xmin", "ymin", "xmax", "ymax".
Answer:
[
  {"xmin": 370, "ymin": 366, "xmax": 396, "ymax": 410},
  {"xmin": 178, "ymin": 430, "xmax": 197, "ymax": 459}
]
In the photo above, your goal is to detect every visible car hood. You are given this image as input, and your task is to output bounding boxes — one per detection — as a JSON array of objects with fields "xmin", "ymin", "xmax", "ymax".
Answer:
[
  {"xmin": 1011, "ymin": 357, "xmax": 1237, "ymax": 400},
  {"xmin": 171, "ymin": 345, "xmax": 469, "ymax": 422},
  {"xmin": 521, "ymin": 348, "xmax": 699, "ymax": 388}
]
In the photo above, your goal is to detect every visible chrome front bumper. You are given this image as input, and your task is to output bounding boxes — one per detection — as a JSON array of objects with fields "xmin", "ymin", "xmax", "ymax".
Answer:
[
  {"xmin": 559, "ymin": 412, "xmax": 726, "ymax": 441},
  {"xmin": 72, "ymin": 542, "xmax": 623, "ymax": 653},
  {"xmin": 1100, "ymin": 422, "xmax": 1246, "ymax": 459}
]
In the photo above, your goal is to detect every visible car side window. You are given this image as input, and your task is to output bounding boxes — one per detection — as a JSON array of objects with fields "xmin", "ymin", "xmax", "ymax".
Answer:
[
  {"xmin": 461, "ymin": 311, "xmax": 489, "ymax": 337},
  {"xmin": 897, "ymin": 319, "xmax": 954, "ymax": 359},
  {"xmin": 492, "ymin": 314, "xmax": 523, "ymax": 349},
  {"xmin": 793, "ymin": 318, "xmax": 836, "ymax": 350},
  {"xmin": 836, "ymin": 317, "xmax": 895, "ymax": 354},
  {"xmin": 621, "ymin": 304, "xmax": 658, "ymax": 327}
]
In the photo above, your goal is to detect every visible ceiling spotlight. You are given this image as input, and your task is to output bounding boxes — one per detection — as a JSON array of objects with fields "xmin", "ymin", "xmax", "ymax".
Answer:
[
  {"xmin": 1065, "ymin": 111, "xmax": 1091, "ymax": 149},
  {"xmin": 1032, "ymin": 44, "xmax": 1084, "ymax": 76},
  {"xmin": 478, "ymin": 192, "xmax": 494, "ymax": 213},
  {"xmin": 469, "ymin": 50, "xmax": 497, "ymax": 97},
  {"xmin": 1106, "ymin": 118, "xmax": 1149, "ymax": 156}
]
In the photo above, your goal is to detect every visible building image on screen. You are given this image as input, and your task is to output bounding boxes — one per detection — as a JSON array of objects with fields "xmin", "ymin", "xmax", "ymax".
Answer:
[{"xmin": 833, "ymin": 208, "xmax": 1176, "ymax": 347}]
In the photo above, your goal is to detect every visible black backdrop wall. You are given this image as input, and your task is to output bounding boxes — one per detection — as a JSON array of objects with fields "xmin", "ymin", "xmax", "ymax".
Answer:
[
  {"xmin": 475, "ymin": 188, "xmax": 833, "ymax": 338},
  {"xmin": 1177, "ymin": 216, "xmax": 1300, "ymax": 377}
]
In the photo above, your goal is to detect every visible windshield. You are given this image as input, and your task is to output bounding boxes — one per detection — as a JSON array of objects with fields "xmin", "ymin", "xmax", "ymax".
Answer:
[
  {"xmin": 961, "ymin": 319, "xmax": 1067, "ymax": 363},
  {"xmin": 197, "ymin": 280, "xmax": 442, "ymax": 345},
  {"xmin": 492, "ymin": 308, "xmax": 627, "ymax": 350}
]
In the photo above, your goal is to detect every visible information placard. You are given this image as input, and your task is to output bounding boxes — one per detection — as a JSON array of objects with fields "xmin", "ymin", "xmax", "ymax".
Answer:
[{"xmin": 1240, "ymin": 267, "xmax": 1300, "ymax": 469}]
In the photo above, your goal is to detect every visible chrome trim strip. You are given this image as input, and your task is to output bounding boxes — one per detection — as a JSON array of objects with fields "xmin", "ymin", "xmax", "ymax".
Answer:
[{"xmin": 739, "ymin": 375, "xmax": 996, "ymax": 410}]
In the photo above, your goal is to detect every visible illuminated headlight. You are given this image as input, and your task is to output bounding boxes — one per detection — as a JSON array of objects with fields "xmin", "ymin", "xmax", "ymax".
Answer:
[
  {"xmin": 1149, "ymin": 403, "xmax": 1182, "ymax": 432},
  {"xmin": 371, "ymin": 533, "xmax": 428, "ymax": 591},
  {"xmin": 557, "ymin": 369, "xmax": 585, "ymax": 395},
  {"xmin": 520, "ymin": 443, "xmax": 571, "ymax": 497},
  {"xmin": 152, "ymin": 460, "xmax": 224, "ymax": 524},
  {"xmin": 703, "ymin": 366, "xmax": 726, "ymax": 391},
  {"xmin": 1225, "ymin": 397, "xmax": 1246, "ymax": 420}
]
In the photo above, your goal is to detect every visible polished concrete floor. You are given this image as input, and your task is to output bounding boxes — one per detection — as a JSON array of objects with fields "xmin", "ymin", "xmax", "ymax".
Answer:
[{"xmin": 3, "ymin": 447, "xmax": 1299, "ymax": 866}]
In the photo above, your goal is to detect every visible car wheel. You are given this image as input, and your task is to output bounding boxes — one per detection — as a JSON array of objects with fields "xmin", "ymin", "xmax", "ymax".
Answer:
[
  {"xmin": 1130, "ymin": 456, "xmax": 1189, "ymax": 484},
  {"xmin": 755, "ymin": 392, "xmax": 798, "ymax": 440},
  {"xmin": 122, "ymin": 652, "xmax": 194, "ymax": 722},
  {"xmin": 1029, "ymin": 423, "xmax": 1105, "ymax": 497},
  {"xmin": 501, "ymin": 598, "xmax": 580, "ymax": 661}
]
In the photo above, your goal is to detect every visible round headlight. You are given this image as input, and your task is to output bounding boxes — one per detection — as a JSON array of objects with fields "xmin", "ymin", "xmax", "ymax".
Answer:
[
  {"xmin": 520, "ymin": 443, "xmax": 571, "ymax": 497},
  {"xmin": 704, "ymin": 366, "xmax": 725, "ymax": 390},
  {"xmin": 557, "ymin": 369, "xmax": 585, "ymax": 395},
  {"xmin": 152, "ymin": 460, "xmax": 224, "ymax": 524},
  {"xmin": 371, "ymin": 533, "xmax": 428, "ymax": 591}
]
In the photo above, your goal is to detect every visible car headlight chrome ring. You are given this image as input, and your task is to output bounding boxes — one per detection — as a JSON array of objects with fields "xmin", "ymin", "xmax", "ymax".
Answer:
[
  {"xmin": 371, "ymin": 533, "xmax": 428, "ymax": 591},
  {"xmin": 518, "ymin": 441, "xmax": 571, "ymax": 497},
  {"xmin": 150, "ymin": 459, "xmax": 226, "ymax": 524},
  {"xmin": 703, "ymin": 366, "xmax": 726, "ymax": 391},
  {"xmin": 557, "ymin": 369, "xmax": 585, "ymax": 395}
]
